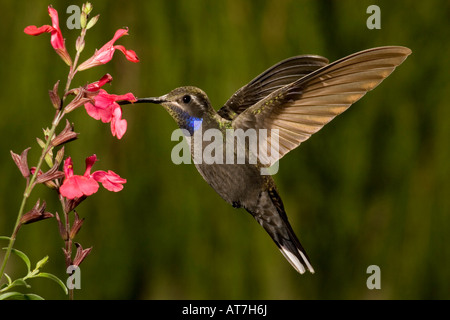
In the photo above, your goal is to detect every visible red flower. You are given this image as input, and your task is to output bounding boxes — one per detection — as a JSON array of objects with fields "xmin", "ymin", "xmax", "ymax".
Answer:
[
  {"xmin": 59, "ymin": 156, "xmax": 99, "ymax": 199},
  {"xmin": 92, "ymin": 170, "xmax": 127, "ymax": 192},
  {"xmin": 24, "ymin": 6, "xmax": 72, "ymax": 66},
  {"xmin": 110, "ymin": 106, "xmax": 128, "ymax": 140},
  {"xmin": 59, "ymin": 155, "xmax": 126, "ymax": 200},
  {"xmin": 84, "ymin": 77, "xmax": 136, "ymax": 139},
  {"xmin": 77, "ymin": 28, "xmax": 139, "ymax": 71},
  {"xmin": 86, "ymin": 73, "xmax": 113, "ymax": 92}
]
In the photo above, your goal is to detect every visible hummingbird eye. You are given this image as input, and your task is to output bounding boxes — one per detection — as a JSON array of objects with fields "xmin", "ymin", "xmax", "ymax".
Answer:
[{"xmin": 182, "ymin": 95, "xmax": 191, "ymax": 104}]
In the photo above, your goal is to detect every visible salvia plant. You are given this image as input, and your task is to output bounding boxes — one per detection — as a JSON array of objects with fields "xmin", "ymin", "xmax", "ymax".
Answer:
[{"xmin": 0, "ymin": 3, "xmax": 139, "ymax": 300}]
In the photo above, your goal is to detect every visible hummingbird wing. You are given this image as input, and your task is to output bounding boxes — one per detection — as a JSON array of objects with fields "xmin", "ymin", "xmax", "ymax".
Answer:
[
  {"xmin": 218, "ymin": 55, "xmax": 329, "ymax": 120},
  {"xmin": 231, "ymin": 46, "xmax": 412, "ymax": 166}
]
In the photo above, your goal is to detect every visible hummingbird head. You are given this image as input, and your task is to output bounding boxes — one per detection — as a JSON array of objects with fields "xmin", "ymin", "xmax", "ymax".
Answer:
[{"xmin": 134, "ymin": 86, "xmax": 214, "ymax": 134}]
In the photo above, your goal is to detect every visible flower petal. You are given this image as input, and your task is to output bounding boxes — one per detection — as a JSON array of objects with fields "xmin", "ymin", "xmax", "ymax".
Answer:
[
  {"xmin": 84, "ymin": 154, "xmax": 98, "ymax": 176},
  {"xmin": 110, "ymin": 28, "xmax": 129, "ymax": 43},
  {"xmin": 48, "ymin": 6, "xmax": 64, "ymax": 50},
  {"xmin": 63, "ymin": 157, "xmax": 74, "ymax": 178},
  {"xmin": 84, "ymin": 90, "xmax": 115, "ymax": 123},
  {"xmin": 24, "ymin": 25, "xmax": 54, "ymax": 35},
  {"xmin": 114, "ymin": 45, "xmax": 139, "ymax": 63},
  {"xmin": 92, "ymin": 170, "xmax": 126, "ymax": 192},
  {"xmin": 84, "ymin": 102, "xmax": 102, "ymax": 121},
  {"xmin": 86, "ymin": 74, "xmax": 113, "ymax": 92},
  {"xmin": 110, "ymin": 107, "xmax": 127, "ymax": 139},
  {"xmin": 60, "ymin": 176, "xmax": 99, "ymax": 199},
  {"xmin": 111, "ymin": 92, "xmax": 137, "ymax": 103}
]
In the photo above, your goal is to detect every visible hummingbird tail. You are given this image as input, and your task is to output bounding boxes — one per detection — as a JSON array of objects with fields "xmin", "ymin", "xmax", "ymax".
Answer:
[
  {"xmin": 250, "ymin": 189, "xmax": 314, "ymax": 274},
  {"xmin": 276, "ymin": 223, "xmax": 315, "ymax": 274}
]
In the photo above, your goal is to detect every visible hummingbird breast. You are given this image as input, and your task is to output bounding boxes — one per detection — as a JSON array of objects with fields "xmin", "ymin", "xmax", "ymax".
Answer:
[
  {"xmin": 186, "ymin": 115, "xmax": 274, "ymax": 209},
  {"xmin": 194, "ymin": 161, "xmax": 269, "ymax": 209}
]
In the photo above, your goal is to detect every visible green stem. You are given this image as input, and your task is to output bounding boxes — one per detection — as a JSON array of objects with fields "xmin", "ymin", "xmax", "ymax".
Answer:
[
  {"xmin": 0, "ymin": 196, "xmax": 26, "ymax": 282},
  {"xmin": 0, "ymin": 115, "xmax": 61, "ymax": 283}
]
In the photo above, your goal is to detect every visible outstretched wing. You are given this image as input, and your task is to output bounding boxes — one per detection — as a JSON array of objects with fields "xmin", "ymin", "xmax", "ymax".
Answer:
[
  {"xmin": 232, "ymin": 46, "xmax": 412, "ymax": 167},
  {"xmin": 218, "ymin": 55, "xmax": 329, "ymax": 120}
]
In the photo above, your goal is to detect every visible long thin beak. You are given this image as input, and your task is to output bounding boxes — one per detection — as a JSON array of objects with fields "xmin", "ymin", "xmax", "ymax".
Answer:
[{"xmin": 117, "ymin": 95, "xmax": 167, "ymax": 106}]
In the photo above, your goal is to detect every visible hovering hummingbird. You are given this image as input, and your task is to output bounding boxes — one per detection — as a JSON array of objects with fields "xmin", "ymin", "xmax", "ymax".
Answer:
[{"xmin": 121, "ymin": 46, "xmax": 411, "ymax": 274}]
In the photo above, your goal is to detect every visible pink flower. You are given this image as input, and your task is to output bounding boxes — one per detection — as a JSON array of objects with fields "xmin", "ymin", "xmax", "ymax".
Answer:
[
  {"xmin": 59, "ymin": 155, "xmax": 126, "ymax": 200},
  {"xmin": 84, "ymin": 79, "xmax": 136, "ymax": 139},
  {"xmin": 77, "ymin": 28, "xmax": 139, "ymax": 71},
  {"xmin": 86, "ymin": 73, "xmax": 113, "ymax": 92},
  {"xmin": 110, "ymin": 106, "xmax": 128, "ymax": 140},
  {"xmin": 60, "ymin": 156, "xmax": 99, "ymax": 199},
  {"xmin": 92, "ymin": 170, "xmax": 127, "ymax": 192},
  {"xmin": 24, "ymin": 6, "xmax": 72, "ymax": 66}
]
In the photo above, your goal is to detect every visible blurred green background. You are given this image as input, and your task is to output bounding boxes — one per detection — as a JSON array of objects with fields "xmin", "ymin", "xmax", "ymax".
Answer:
[{"xmin": 0, "ymin": 0, "xmax": 449, "ymax": 299}]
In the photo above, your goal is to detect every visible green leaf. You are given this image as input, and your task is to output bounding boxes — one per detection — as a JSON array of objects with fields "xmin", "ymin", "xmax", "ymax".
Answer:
[
  {"xmin": 0, "ymin": 292, "xmax": 45, "ymax": 300},
  {"xmin": 35, "ymin": 256, "xmax": 49, "ymax": 270},
  {"xmin": 21, "ymin": 293, "xmax": 45, "ymax": 300},
  {"xmin": 0, "ymin": 277, "xmax": 31, "ymax": 293},
  {"xmin": 34, "ymin": 272, "xmax": 68, "ymax": 295},
  {"xmin": 7, "ymin": 248, "xmax": 31, "ymax": 274},
  {"xmin": 0, "ymin": 292, "xmax": 23, "ymax": 300},
  {"xmin": 10, "ymin": 278, "xmax": 31, "ymax": 289},
  {"xmin": 4, "ymin": 273, "xmax": 12, "ymax": 286}
]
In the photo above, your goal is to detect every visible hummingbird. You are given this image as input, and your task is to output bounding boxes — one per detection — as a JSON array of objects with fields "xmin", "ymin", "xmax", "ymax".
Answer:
[{"xmin": 122, "ymin": 46, "xmax": 411, "ymax": 274}]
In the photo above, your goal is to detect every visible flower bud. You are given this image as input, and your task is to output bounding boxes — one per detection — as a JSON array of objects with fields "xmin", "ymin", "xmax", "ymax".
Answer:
[
  {"xmin": 41, "ymin": 128, "xmax": 55, "ymax": 167},
  {"xmin": 69, "ymin": 211, "xmax": 84, "ymax": 240},
  {"xmin": 82, "ymin": 2, "xmax": 93, "ymax": 15},
  {"xmin": 64, "ymin": 88, "xmax": 94, "ymax": 113},
  {"xmin": 55, "ymin": 212, "xmax": 68, "ymax": 240},
  {"xmin": 49, "ymin": 81, "xmax": 61, "ymax": 109},
  {"xmin": 80, "ymin": 12, "xmax": 88, "ymax": 29},
  {"xmin": 51, "ymin": 120, "xmax": 78, "ymax": 147},
  {"xmin": 56, "ymin": 48, "xmax": 73, "ymax": 67},
  {"xmin": 31, "ymin": 163, "xmax": 64, "ymax": 187},
  {"xmin": 73, "ymin": 243, "xmax": 92, "ymax": 267},
  {"xmin": 43, "ymin": 127, "xmax": 52, "ymax": 140},
  {"xmin": 86, "ymin": 14, "xmax": 100, "ymax": 30},
  {"xmin": 55, "ymin": 146, "xmax": 65, "ymax": 166},
  {"xmin": 20, "ymin": 200, "xmax": 54, "ymax": 225},
  {"xmin": 36, "ymin": 138, "xmax": 45, "ymax": 149},
  {"xmin": 10, "ymin": 148, "xmax": 31, "ymax": 178},
  {"xmin": 64, "ymin": 195, "xmax": 87, "ymax": 213},
  {"xmin": 76, "ymin": 35, "xmax": 85, "ymax": 53}
]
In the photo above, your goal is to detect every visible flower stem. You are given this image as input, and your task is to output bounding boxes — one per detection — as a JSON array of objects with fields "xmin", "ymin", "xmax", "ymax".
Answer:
[
  {"xmin": 0, "ymin": 114, "xmax": 61, "ymax": 283},
  {"xmin": 65, "ymin": 28, "xmax": 86, "ymax": 94},
  {"xmin": 0, "ymin": 195, "xmax": 26, "ymax": 282}
]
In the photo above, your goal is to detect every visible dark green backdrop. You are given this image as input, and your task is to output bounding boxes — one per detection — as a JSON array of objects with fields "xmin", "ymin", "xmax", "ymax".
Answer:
[{"xmin": 0, "ymin": 0, "xmax": 449, "ymax": 299}]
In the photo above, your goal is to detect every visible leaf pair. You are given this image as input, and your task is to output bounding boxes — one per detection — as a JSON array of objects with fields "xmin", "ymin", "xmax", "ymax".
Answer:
[{"xmin": 0, "ymin": 243, "xmax": 68, "ymax": 300}]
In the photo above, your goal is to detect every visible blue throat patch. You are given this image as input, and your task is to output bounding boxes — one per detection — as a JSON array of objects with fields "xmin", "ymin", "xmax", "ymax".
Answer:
[{"xmin": 186, "ymin": 116, "xmax": 203, "ymax": 132}]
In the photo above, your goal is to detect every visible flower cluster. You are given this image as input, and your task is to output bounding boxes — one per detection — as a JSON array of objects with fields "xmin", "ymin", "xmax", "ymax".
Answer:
[
  {"xmin": 24, "ymin": 5, "xmax": 139, "ymax": 140},
  {"xmin": 84, "ymin": 74, "xmax": 136, "ymax": 139},
  {"xmin": 19, "ymin": 4, "xmax": 136, "ymax": 213}
]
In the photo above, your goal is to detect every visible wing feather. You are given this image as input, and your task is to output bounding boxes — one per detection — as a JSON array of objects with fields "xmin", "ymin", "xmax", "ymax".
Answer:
[
  {"xmin": 232, "ymin": 46, "xmax": 412, "ymax": 166},
  {"xmin": 218, "ymin": 55, "xmax": 329, "ymax": 120}
]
